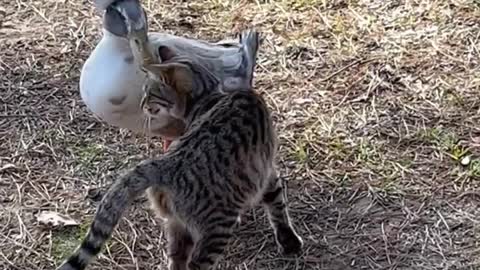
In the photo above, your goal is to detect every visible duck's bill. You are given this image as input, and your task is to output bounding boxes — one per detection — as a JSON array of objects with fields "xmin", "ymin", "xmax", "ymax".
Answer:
[{"xmin": 112, "ymin": 0, "xmax": 156, "ymax": 66}]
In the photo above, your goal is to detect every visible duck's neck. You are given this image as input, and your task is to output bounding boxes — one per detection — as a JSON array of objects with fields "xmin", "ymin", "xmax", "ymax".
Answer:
[{"xmin": 101, "ymin": 29, "xmax": 131, "ymax": 51}]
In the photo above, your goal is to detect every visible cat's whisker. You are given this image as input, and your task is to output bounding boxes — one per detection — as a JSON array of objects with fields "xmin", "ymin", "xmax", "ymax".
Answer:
[
  {"xmin": 142, "ymin": 114, "xmax": 153, "ymax": 155},
  {"xmin": 148, "ymin": 115, "xmax": 152, "ymax": 135},
  {"xmin": 142, "ymin": 113, "xmax": 147, "ymax": 133},
  {"xmin": 141, "ymin": 110, "xmax": 147, "ymax": 134}
]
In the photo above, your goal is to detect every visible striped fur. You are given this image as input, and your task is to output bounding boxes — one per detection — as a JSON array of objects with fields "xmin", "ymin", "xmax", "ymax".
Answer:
[
  {"xmin": 57, "ymin": 30, "xmax": 302, "ymax": 270},
  {"xmin": 56, "ymin": 158, "xmax": 173, "ymax": 270}
]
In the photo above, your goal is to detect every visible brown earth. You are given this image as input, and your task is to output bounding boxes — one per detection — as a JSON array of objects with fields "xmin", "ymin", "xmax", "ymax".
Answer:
[{"xmin": 1, "ymin": 0, "xmax": 480, "ymax": 269}]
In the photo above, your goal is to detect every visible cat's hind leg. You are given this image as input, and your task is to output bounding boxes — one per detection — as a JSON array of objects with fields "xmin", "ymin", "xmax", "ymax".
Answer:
[
  {"xmin": 166, "ymin": 219, "xmax": 194, "ymax": 270},
  {"xmin": 147, "ymin": 188, "xmax": 193, "ymax": 270},
  {"xmin": 187, "ymin": 213, "xmax": 239, "ymax": 270},
  {"xmin": 262, "ymin": 172, "xmax": 303, "ymax": 255}
]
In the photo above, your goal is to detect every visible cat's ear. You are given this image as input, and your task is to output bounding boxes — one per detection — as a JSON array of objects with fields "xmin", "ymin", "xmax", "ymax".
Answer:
[
  {"xmin": 144, "ymin": 63, "xmax": 193, "ymax": 93},
  {"xmin": 158, "ymin": 46, "xmax": 176, "ymax": 61}
]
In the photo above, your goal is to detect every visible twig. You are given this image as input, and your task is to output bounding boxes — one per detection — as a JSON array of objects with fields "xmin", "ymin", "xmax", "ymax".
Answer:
[{"xmin": 319, "ymin": 58, "xmax": 379, "ymax": 83}]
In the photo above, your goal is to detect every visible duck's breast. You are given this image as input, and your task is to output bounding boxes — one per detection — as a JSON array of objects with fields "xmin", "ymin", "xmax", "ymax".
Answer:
[{"xmin": 79, "ymin": 33, "xmax": 147, "ymax": 131}]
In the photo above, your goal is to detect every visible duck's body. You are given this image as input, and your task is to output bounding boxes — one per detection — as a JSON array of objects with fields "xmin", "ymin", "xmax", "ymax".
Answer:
[
  {"xmin": 80, "ymin": 4, "xmax": 250, "ymax": 137},
  {"xmin": 80, "ymin": 30, "xmax": 147, "ymax": 133}
]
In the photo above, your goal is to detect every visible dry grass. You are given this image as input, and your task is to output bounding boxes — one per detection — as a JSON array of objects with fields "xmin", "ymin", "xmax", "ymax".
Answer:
[{"xmin": 2, "ymin": 0, "xmax": 480, "ymax": 269}]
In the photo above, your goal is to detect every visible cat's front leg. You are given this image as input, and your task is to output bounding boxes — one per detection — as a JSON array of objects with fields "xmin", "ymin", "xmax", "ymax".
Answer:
[{"xmin": 262, "ymin": 173, "xmax": 303, "ymax": 255}]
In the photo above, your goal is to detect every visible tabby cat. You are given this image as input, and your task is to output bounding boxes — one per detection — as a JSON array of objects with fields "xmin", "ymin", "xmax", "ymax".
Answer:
[{"xmin": 57, "ymin": 30, "xmax": 302, "ymax": 270}]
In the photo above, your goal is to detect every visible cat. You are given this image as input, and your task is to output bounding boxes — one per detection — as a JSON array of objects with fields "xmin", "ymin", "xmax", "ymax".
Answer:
[
  {"xmin": 57, "ymin": 30, "xmax": 302, "ymax": 270},
  {"xmin": 81, "ymin": 0, "xmax": 262, "ymax": 154},
  {"xmin": 93, "ymin": 0, "xmax": 260, "ymax": 151}
]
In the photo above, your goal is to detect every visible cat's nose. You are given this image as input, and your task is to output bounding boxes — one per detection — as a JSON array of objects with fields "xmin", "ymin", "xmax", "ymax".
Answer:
[
  {"xmin": 144, "ymin": 104, "xmax": 159, "ymax": 115},
  {"xmin": 149, "ymin": 107, "xmax": 160, "ymax": 115}
]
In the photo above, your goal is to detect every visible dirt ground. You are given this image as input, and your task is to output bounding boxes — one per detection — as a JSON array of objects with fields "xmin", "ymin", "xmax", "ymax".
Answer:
[{"xmin": 1, "ymin": 0, "xmax": 480, "ymax": 269}]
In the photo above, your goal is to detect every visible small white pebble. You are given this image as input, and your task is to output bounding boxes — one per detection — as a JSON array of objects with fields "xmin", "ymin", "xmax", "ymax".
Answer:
[{"xmin": 461, "ymin": 156, "xmax": 471, "ymax": 166}]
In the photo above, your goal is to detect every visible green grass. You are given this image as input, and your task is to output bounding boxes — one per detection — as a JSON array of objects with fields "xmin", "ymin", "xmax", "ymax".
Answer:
[
  {"xmin": 293, "ymin": 140, "xmax": 308, "ymax": 164},
  {"xmin": 420, "ymin": 127, "xmax": 468, "ymax": 161},
  {"xmin": 467, "ymin": 159, "xmax": 480, "ymax": 178},
  {"xmin": 327, "ymin": 137, "xmax": 349, "ymax": 159},
  {"xmin": 51, "ymin": 222, "xmax": 90, "ymax": 263},
  {"xmin": 72, "ymin": 143, "xmax": 107, "ymax": 165},
  {"xmin": 355, "ymin": 138, "xmax": 382, "ymax": 164}
]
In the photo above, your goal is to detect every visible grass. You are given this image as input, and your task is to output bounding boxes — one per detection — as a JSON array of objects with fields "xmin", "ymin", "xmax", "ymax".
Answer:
[
  {"xmin": 293, "ymin": 140, "xmax": 309, "ymax": 164},
  {"xmin": 468, "ymin": 159, "xmax": 480, "ymax": 177},
  {"xmin": 421, "ymin": 127, "xmax": 466, "ymax": 157},
  {"xmin": 71, "ymin": 143, "xmax": 107, "ymax": 166},
  {"xmin": 1, "ymin": 0, "xmax": 480, "ymax": 269},
  {"xmin": 51, "ymin": 223, "xmax": 90, "ymax": 263}
]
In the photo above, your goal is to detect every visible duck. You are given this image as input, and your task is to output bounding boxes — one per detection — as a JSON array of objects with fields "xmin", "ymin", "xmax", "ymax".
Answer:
[{"xmin": 81, "ymin": 0, "xmax": 254, "ymax": 141}]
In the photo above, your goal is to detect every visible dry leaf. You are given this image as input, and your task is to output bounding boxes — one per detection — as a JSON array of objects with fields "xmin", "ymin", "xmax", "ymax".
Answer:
[
  {"xmin": 471, "ymin": 137, "xmax": 480, "ymax": 148},
  {"xmin": 36, "ymin": 211, "xmax": 79, "ymax": 227},
  {"xmin": 293, "ymin": 98, "xmax": 314, "ymax": 105},
  {"xmin": 0, "ymin": 163, "xmax": 17, "ymax": 172}
]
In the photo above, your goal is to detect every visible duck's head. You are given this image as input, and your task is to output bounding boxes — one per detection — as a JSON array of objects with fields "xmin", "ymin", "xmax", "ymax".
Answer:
[{"xmin": 98, "ymin": 0, "xmax": 148, "ymax": 41}]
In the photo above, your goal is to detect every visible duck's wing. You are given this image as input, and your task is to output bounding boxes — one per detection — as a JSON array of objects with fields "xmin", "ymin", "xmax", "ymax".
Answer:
[
  {"xmin": 97, "ymin": 0, "xmax": 255, "ymax": 92},
  {"xmin": 237, "ymin": 29, "xmax": 261, "ymax": 89},
  {"xmin": 148, "ymin": 32, "xmax": 255, "ymax": 91},
  {"xmin": 148, "ymin": 32, "xmax": 241, "ymax": 58}
]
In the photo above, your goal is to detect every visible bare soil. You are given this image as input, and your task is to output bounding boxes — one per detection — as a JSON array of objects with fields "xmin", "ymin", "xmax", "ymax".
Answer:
[{"xmin": 1, "ymin": 0, "xmax": 480, "ymax": 269}]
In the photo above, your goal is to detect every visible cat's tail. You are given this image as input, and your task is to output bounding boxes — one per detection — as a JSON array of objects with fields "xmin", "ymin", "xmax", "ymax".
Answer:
[
  {"xmin": 56, "ymin": 159, "xmax": 170, "ymax": 270},
  {"xmin": 239, "ymin": 29, "xmax": 262, "ymax": 89}
]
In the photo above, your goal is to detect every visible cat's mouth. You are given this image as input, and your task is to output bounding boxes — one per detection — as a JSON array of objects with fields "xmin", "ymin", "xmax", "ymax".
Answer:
[
  {"xmin": 142, "ymin": 112, "xmax": 186, "ymax": 151},
  {"xmin": 156, "ymin": 119, "xmax": 185, "ymax": 152},
  {"xmin": 162, "ymin": 139, "xmax": 172, "ymax": 152}
]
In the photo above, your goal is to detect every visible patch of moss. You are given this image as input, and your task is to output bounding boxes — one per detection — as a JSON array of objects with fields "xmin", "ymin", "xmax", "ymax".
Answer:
[
  {"xmin": 293, "ymin": 140, "xmax": 308, "ymax": 164},
  {"xmin": 468, "ymin": 159, "xmax": 480, "ymax": 178},
  {"xmin": 72, "ymin": 143, "xmax": 106, "ymax": 165},
  {"xmin": 326, "ymin": 137, "xmax": 352, "ymax": 160},
  {"xmin": 51, "ymin": 222, "xmax": 90, "ymax": 263},
  {"xmin": 355, "ymin": 139, "xmax": 381, "ymax": 164},
  {"xmin": 420, "ymin": 127, "xmax": 467, "ymax": 161}
]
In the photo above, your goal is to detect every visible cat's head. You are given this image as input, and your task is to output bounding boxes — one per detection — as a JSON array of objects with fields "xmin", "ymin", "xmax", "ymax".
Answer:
[{"xmin": 140, "ymin": 46, "xmax": 222, "ymax": 121}]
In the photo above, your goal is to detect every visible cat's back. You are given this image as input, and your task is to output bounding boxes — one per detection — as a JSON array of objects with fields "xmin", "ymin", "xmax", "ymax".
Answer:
[
  {"xmin": 166, "ymin": 90, "xmax": 276, "ymax": 210},
  {"xmin": 193, "ymin": 90, "xmax": 272, "ymax": 140},
  {"xmin": 202, "ymin": 90, "xmax": 271, "ymax": 125},
  {"xmin": 170, "ymin": 90, "xmax": 275, "ymax": 166}
]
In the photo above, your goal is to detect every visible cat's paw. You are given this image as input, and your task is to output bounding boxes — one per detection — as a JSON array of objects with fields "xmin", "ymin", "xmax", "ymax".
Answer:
[
  {"xmin": 275, "ymin": 227, "xmax": 303, "ymax": 255},
  {"xmin": 168, "ymin": 260, "xmax": 189, "ymax": 270},
  {"xmin": 187, "ymin": 261, "xmax": 201, "ymax": 270}
]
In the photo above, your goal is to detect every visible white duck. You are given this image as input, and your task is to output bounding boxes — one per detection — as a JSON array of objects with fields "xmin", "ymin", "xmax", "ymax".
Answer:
[{"xmin": 81, "ymin": 0, "xmax": 255, "ymax": 141}]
